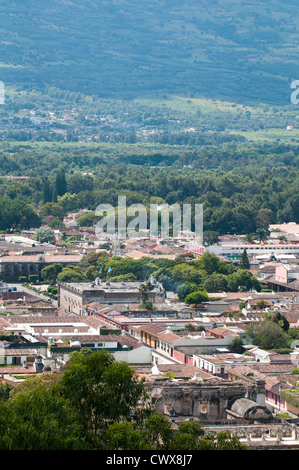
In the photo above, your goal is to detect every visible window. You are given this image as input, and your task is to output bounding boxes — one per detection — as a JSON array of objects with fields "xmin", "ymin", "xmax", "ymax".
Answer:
[
  {"xmin": 12, "ymin": 356, "xmax": 21, "ymax": 365},
  {"xmin": 200, "ymin": 403, "xmax": 207, "ymax": 414}
]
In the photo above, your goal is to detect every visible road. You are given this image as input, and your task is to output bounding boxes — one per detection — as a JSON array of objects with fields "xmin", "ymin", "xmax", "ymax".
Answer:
[{"xmin": 7, "ymin": 283, "xmax": 58, "ymax": 307}]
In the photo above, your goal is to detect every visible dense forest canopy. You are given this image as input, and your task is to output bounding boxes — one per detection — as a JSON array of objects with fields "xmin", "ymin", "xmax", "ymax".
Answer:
[{"xmin": 0, "ymin": 139, "xmax": 298, "ymax": 235}]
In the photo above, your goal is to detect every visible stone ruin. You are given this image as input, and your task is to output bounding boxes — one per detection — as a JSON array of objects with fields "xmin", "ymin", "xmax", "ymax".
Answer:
[
  {"xmin": 145, "ymin": 376, "xmax": 299, "ymax": 448},
  {"xmin": 146, "ymin": 375, "xmax": 274, "ymax": 424}
]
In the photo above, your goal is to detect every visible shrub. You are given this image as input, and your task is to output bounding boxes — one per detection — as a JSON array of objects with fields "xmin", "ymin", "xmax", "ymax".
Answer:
[{"xmin": 28, "ymin": 274, "xmax": 38, "ymax": 283}]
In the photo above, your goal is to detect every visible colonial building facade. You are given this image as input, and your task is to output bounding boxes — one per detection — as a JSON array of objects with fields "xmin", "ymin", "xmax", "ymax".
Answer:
[
  {"xmin": 58, "ymin": 278, "xmax": 166, "ymax": 315},
  {"xmin": 0, "ymin": 253, "xmax": 82, "ymax": 279}
]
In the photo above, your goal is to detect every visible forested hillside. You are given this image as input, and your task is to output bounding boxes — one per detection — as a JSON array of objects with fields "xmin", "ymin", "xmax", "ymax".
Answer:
[
  {"xmin": 0, "ymin": 88, "xmax": 298, "ymax": 236},
  {"xmin": 0, "ymin": 0, "xmax": 299, "ymax": 104}
]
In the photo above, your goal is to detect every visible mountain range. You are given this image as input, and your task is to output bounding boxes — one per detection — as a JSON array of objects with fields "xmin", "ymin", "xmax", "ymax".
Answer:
[{"xmin": 0, "ymin": 0, "xmax": 299, "ymax": 104}]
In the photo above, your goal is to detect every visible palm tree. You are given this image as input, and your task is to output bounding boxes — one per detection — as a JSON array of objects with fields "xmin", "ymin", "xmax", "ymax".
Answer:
[{"xmin": 256, "ymin": 228, "xmax": 267, "ymax": 242}]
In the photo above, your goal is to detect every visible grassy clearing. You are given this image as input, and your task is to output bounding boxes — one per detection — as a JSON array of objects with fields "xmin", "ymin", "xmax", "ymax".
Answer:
[{"xmin": 230, "ymin": 128, "xmax": 299, "ymax": 143}]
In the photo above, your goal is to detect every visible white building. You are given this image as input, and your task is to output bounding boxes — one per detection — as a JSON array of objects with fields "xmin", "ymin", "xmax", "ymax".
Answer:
[{"xmin": 207, "ymin": 243, "xmax": 299, "ymax": 260}]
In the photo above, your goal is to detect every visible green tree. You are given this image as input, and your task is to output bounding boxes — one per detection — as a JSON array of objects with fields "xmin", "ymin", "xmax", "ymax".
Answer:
[
  {"xmin": 8, "ymin": 373, "xmax": 61, "ymax": 399},
  {"xmin": 33, "ymin": 227, "xmax": 56, "ymax": 244},
  {"xmin": 245, "ymin": 233, "xmax": 255, "ymax": 243},
  {"xmin": 0, "ymin": 383, "xmax": 89, "ymax": 450},
  {"xmin": 172, "ymin": 263, "xmax": 204, "ymax": 285},
  {"xmin": 67, "ymin": 173, "xmax": 94, "ymax": 194},
  {"xmin": 227, "ymin": 269, "xmax": 260, "ymax": 292},
  {"xmin": 57, "ymin": 266, "xmax": 86, "ymax": 282},
  {"xmin": 203, "ymin": 230, "xmax": 219, "ymax": 245},
  {"xmin": 257, "ymin": 300, "xmax": 268, "ymax": 309},
  {"xmin": 42, "ymin": 179, "xmax": 52, "ymax": 204},
  {"xmin": 229, "ymin": 336, "xmax": 245, "ymax": 354},
  {"xmin": 170, "ymin": 420, "xmax": 205, "ymax": 450},
  {"xmin": 287, "ymin": 327, "xmax": 299, "ymax": 341},
  {"xmin": 255, "ymin": 228, "xmax": 268, "ymax": 242},
  {"xmin": 0, "ymin": 197, "xmax": 40, "ymax": 231},
  {"xmin": 245, "ymin": 319, "xmax": 289, "ymax": 350},
  {"xmin": 57, "ymin": 192, "xmax": 78, "ymax": 212},
  {"xmin": 105, "ymin": 421, "xmax": 146, "ymax": 450},
  {"xmin": 176, "ymin": 282, "xmax": 199, "ymax": 301},
  {"xmin": 202, "ymin": 273, "xmax": 228, "ymax": 292},
  {"xmin": 185, "ymin": 290, "xmax": 209, "ymax": 305},
  {"xmin": 55, "ymin": 169, "xmax": 67, "ymax": 197},
  {"xmin": 47, "ymin": 217, "xmax": 65, "ymax": 228},
  {"xmin": 0, "ymin": 383, "xmax": 12, "ymax": 401},
  {"xmin": 239, "ymin": 248, "xmax": 250, "ymax": 270},
  {"xmin": 51, "ymin": 186, "xmax": 57, "ymax": 203},
  {"xmin": 39, "ymin": 202, "xmax": 64, "ymax": 221},
  {"xmin": 28, "ymin": 274, "xmax": 38, "ymax": 284},
  {"xmin": 198, "ymin": 252, "xmax": 221, "ymax": 275},
  {"xmin": 184, "ymin": 323, "xmax": 196, "ymax": 331},
  {"xmin": 59, "ymin": 350, "xmax": 147, "ymax": 436},
  {"xmin": 139, "ymin": 280, "xmax": 155, "ymax": 310},
  {"xmin": 105, "ymin": 414, "xmax": 247, "ymax": 450},
  {"xmin": 106, "ymin": 413, "xmax": 174, "ymax": 450},
  {"xmin": 272, "ymin": 312, "xmax": 290, "ymax": 331},
  {"xmin": 41, "ymin": 263, "xmax": 63, "ymax": 284},
  {"xmin": 139, "ymin": 412, "xmax": 174, "ymax": 450},
  {"xmin": 77, "ymin": 211, "xmax": 98, "ymax": 227},
  {"xmin": 197, "ymin": 430, "xmax": 248, "ymax": 450},
  {"xmin": 256, "ymin": 208, "xmax": 273, "ymax": 230},
  {"xmin": 84, "ymin": 265, "xmax": 100, "ymax": 281}
]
